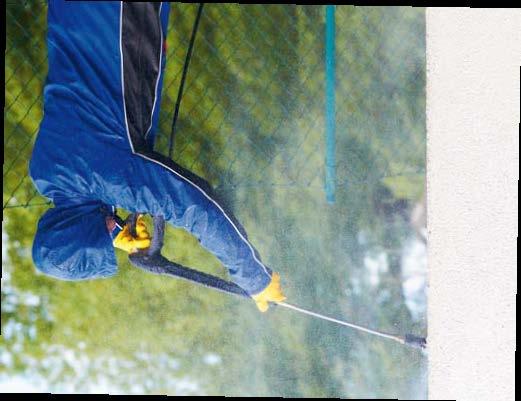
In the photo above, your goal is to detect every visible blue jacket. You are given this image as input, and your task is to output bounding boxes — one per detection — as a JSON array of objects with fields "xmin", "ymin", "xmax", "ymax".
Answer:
[{"xmin": 29, "ymin": 0, "xmax": 272, "ymax": 295}]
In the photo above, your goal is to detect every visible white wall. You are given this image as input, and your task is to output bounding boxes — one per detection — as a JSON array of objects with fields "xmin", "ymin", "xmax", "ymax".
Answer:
[{"xmin": 427, "ymin": 8, "xmax": 518, "ymax": 401}]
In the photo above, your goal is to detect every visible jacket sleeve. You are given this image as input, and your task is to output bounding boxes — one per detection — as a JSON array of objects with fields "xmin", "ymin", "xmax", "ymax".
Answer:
[{"xmin": 99, "ymin": 150, "xmax": 273, "ymax": 295}]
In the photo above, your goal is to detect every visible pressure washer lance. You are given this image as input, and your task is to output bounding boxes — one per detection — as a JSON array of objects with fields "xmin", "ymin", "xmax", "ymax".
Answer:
[
  {"xmin": 275, "ymin": 302, "xmax": 426, "ymax": 350},
  {"xmin": 128, "ymin": 214, "xmax": 427, "ymax": 351}
]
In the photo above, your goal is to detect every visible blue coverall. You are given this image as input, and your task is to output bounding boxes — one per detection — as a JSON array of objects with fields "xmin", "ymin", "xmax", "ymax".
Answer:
[{"xmin": 29, "ymin": 1, "xmax": 272, "ymax": 295}]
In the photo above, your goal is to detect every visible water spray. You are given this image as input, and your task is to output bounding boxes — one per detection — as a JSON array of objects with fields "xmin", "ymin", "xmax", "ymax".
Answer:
[{"xmin": 128, "ymin": 214, "xmax": 427, "ymax": 351}]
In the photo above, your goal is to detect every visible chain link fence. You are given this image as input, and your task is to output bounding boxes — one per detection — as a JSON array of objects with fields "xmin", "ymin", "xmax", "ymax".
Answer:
[
  {"xmin": 4, "ymin": 4, "xmax": 427, "ymax": 396},
  {"xmin": 4, "ymin": 2, "xmax": 425, "ymax": 212}
]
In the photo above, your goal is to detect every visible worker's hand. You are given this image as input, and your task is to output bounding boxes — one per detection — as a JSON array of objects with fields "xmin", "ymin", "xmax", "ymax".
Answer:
[
  {"xmin": 113, "ymin": 215, "xmax": 151, "ymax": 254},
  {"xmin": 251, "ymin": 272, "xmax": 286, "ymax": 312}
]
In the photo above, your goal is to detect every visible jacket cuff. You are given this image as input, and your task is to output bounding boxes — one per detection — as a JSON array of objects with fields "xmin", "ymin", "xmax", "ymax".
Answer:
[{"xmin": 244, "ymin": 269, "xmax": 273, "ymax": 296}]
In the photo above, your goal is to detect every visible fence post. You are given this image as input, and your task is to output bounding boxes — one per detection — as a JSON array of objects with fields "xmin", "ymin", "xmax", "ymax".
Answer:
[{"xmin": 325, "ymin": 5, "xmax": 336, "ymax": 204}]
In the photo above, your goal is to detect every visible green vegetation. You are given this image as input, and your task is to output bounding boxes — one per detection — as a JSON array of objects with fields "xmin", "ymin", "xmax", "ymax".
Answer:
[{"xmin": 3, "ymin": 3, "xmax": 426, "ymax": 397}]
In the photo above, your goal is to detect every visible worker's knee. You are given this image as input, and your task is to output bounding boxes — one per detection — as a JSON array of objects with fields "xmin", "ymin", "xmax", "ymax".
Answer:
[
  {"xmin": 32, "ymin": 204, "xmax": 118, "ymax": 281},
  {"xmin": 33, "ymin": 249, "xmax": 84, "ymax": 281}
]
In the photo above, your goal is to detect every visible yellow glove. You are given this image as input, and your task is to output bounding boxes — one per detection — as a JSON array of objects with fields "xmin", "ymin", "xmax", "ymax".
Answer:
[
  {"xmin": 251, "ymin": 272, "xmax": 286, "ymax": 312},
  {"xmin": 113, "ymin": 215, "xmax": 151, "ymax": 254}
]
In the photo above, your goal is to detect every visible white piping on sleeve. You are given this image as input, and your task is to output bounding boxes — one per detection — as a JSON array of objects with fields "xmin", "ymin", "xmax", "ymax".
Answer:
[
  {"xmin": 144, "ymin": 2, "xmax": 163, "ymax": 140},
  {"xmin": 119, "ymin": 2, "xmax": 135, "ymax": 154},
  {"xmin": 134, "ymin": 151, "xmax": 272, "ymax": 279},
  {"xmin": 118, "ymin": 2, "xmax": 271, "ymax": 281}
]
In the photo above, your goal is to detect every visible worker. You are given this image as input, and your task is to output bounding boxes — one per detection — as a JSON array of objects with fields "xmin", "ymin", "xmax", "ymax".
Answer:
[{"xmin": 29, "ymin": 0, "xmax": 285, "ymax": 312}]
